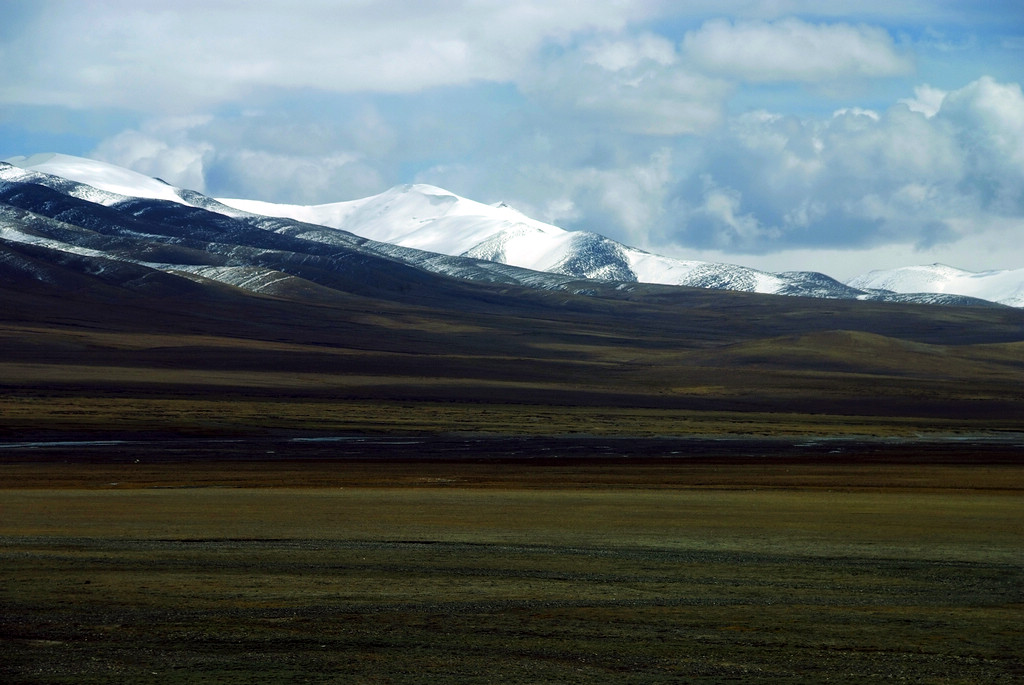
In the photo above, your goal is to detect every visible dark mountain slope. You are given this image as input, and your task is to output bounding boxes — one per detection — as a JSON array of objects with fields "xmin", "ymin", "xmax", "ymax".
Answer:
[{"xmin": 3, "ymin": 226, "xmax": 1024, "ymax": 439}]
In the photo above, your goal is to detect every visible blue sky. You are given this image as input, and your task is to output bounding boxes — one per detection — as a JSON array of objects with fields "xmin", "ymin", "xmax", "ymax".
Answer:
[{"xmin": 1, "ymin": 1, "xmax": 1022, "ymax": 278}]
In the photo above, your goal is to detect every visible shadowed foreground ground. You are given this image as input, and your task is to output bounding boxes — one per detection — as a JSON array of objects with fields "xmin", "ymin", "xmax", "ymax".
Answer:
[{"xmin": 1, "ymin": 441, "xmax": 1022, "ymax": 683}]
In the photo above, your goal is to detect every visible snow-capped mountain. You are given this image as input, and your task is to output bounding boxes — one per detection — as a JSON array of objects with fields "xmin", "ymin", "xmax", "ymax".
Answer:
[
  {"xmin": 5, "ymin": 153, "xmax": 191, "ymax": 205},
  {"xmin": 1, "ymin": 153, "xmax": 1015, "ymax": 307},
  {"xmin": 217, "ymin": 187, "xmax": 839, "ymax": 296},
  {"xmin": 218, "ymin": 185, "xmax": 1018, "ymax": 307},
  {"xmin": 0, "ymin": 157, "xmax": 580, "ymax": 299},
  {"xmin": 848, "ymin": 264, "xmax": 1024, "ymax": 308}
]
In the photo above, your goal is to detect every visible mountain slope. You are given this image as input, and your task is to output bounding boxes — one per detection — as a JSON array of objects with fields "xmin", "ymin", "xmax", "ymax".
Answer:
[
  {"xmin": 215, "ymin": 186, "xmax": 1011, "ymax": 306},
  {"xmin": 2, "ymin": 153, "xmax": 1013, "ymax": 307},
  {"xmin": 4, "ymin": 222, "xmax": 1024, "ymax": 439},
  {"xmin": 218, "ymin": 185, "xmax": 857, "ymax": 299},
  {"xmin": 0, "ymin": 161, "xmax": 586, "ymax": 301},
  {"xmin": 848, "ymin": 263, "xmax": 1024, "ymax": 308},
  {"xmin": 4, "ymin": 153, "xmax": 192, "ymax": 205}
]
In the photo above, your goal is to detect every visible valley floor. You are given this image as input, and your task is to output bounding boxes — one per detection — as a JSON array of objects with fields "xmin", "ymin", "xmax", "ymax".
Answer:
[{"xmin": 1, "ymin": 441, "xmax": 1022, "ymax": 683}]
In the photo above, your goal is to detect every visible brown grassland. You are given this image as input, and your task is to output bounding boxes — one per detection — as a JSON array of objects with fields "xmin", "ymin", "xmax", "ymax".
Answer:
[
  {"xmin": 1, "ymin": 266, "xmax": 1023, "ymax": 682},
  {"xmin": 1, "ymin": 449, "xmax": 1023, "ymax": 683}
]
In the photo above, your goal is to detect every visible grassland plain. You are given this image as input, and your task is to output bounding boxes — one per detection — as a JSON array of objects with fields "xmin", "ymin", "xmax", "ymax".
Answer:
[{"xmin": 1, "ymin": 448, "xmax": 1023, "ymax": 684}]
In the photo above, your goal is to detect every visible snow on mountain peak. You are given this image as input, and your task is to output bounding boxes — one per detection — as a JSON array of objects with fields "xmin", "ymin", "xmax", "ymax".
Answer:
[
  {"xmin": 219, "ymin": 182, "xmax": 568, "ymax": 258},
  {"xmin": 218, "ymin": 184, "xmax": 1020, "ymax": 302},
  {"xmin": 219, "ymin": 186, "xmax": 800, "ymax": 292},
  {"xmin": 4, "ymin": 152, "xmax": 185, "ymax": 204},
  {"xmin": 848, "ymin": 263, "xmax": 1024, "ymax": 307},
  {"xmin": 5, "ymin": 152, "xmax": 1021, "ymax": 306}
]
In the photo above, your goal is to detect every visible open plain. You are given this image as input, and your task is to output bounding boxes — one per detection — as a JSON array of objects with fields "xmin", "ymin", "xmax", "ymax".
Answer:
[{"xmin": 2, "ymin": 439, "xmax": 1023, "ymax": 683}]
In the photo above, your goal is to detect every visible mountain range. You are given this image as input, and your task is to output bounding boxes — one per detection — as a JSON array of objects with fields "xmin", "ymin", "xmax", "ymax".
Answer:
[
  {"xmin": 3, "ymin": 153, "xmax": 1021, "ymax": 308},
  {"xmin": 3, "ymin": 152, "xmax": 1024, "ymax": 441}
]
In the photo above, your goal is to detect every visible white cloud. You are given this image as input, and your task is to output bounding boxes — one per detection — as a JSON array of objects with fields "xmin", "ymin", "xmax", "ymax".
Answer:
[
  {"xmin": 204, "ymin": 150, "xmax": 383, "ymax": 205},
  {"xmin": 580, "ymin": 148, "xmax": 676, "ymax": 243},
  {"xmin": 581, "ymin": 33, "xmax": 677, "ymax": 72},
  {"xmin": 832, "ymin": 108, "xmax": 879, "ymax": 120},
  {"xmin": 0, "ymin": 1, "xmax": 647, "ymax": 111},
  {"xmin": 682, "ymin": 18, "xmax": 913, "ymax": 82},
  {"xmin": 899, "ymin": 84, "xmax": 947, "ymax": 117},
  {"xmin": 672, "ymin": 234, "xmax": 1024, "ymax": 282},
  {"xmin": 656, "ymin": 77, "xmax": 1024, "ymax": 268},
  {"xmin": 526, "ymin": 34, "xmax": 732, "ymax": 135},
  {"xmin": 940, "ymin": 76, "xmax": 1024, "ymax": 177},
  {"xmin": 694, "ymin": 178, "xmax": 778, "ymax": 248},
  {"xmin": 11, "ymin": 5, "xmax": 920, "ymax": 131},
  {"xmin": 90, "ymin": 114, "xmax": 384, "ymax": 202},
  {"xmin": 825, "ymin": 105, "xmax": 964, "ymax": 184},
  {"xmin": 91, "ymin": 118, "xmax": 213, "ymax": 192}
]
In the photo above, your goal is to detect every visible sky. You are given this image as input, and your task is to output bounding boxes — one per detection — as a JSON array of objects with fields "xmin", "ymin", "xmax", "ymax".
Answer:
[{"xmin": 1, "ymin": 1, "xmax": 1023, "ymax": 279}]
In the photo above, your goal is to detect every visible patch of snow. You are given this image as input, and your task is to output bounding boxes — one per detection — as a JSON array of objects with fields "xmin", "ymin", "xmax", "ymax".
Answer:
[
  {"xmin": 752, "ymin": 270, "xmax": 787, "ymax": 295},
  {"xmin": 849, "ymin": 264, "xmax": 1024, "ymax": 307},
  {"xmin": 162, "ymin": 264, "xmax": 295, "ymax": 293},
  {"xmin": 5, "ymin": 153, "xmax": 186, "ymax": 205},
  {"xmin": 0, "ymin": 222, "xmax": 110, "ymax": 260},
  {"xmin": 219, "ymin": 184, "xmax": 570, "ymax": 266}
]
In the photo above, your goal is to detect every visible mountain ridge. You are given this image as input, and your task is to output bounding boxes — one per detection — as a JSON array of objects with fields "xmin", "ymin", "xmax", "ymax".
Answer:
[
  {"xmin": 848, "ymin": 263, "xmax": 1024, "ymax": 308},
  {"xmin": 2, "ymin": 153, "xmax": 1018, "ymax": 308}
]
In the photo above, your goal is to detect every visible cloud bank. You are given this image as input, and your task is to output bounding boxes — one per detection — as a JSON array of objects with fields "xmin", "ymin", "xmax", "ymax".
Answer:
[
  {"xmin": 682, "ymin": 18, "xmax": 914, "ymax": 82},
  {"xmin": 2, "ymin": 2, "xmax": 1022, "ymax": 278}
]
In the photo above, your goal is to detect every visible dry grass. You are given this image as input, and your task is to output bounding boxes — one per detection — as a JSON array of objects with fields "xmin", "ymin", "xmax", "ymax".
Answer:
[
  {"xmin": 3, "ymin": 276, "xmax": 1024, "ymax": 443},
  {"xmin": 3, "ymin": 393, "xmax": 1019, "ymax": 438},
  {"xmin": 2, "ymin": 458, "xmax": 1022, "ymax": 683}
]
